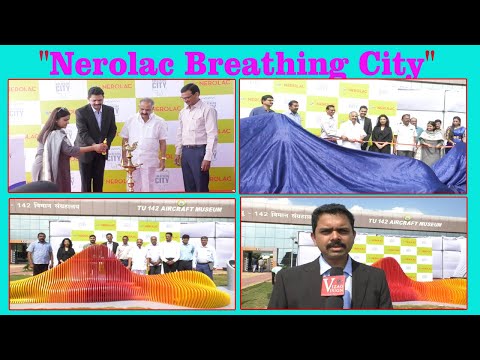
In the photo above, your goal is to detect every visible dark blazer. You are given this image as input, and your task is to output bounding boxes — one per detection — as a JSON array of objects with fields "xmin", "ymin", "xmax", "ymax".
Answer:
[
  {"xmin": 369, "ymin": 126, "xmax": 393, "ymax": 154},
  {"xmin": 361, "ymin": 117, "xmax": 373, "ymax": 150},
  {"xmin": 102, "ymin": 241, "xmax": 119, "ymax": 255},
  {"xmin": 74, "ymin": 104, "xmax": 117, "ymax": 163},
  {"xmin": 268, "ymin": 257, "xmax": 393, "ymax": 309},
  {"xmin": 57, "ymin": 247, "xmax": 76, "ymax": 263}
]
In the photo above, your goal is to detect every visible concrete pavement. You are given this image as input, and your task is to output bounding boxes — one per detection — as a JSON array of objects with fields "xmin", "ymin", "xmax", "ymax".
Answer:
[{"xmin": 241, "ymin": 272, "xmax": 272, "ymax": 289}]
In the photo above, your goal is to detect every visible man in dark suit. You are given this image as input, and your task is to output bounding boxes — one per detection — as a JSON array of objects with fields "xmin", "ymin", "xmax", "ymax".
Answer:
[
  {"xmin": 74, "ymin": 86, "xmax": 117, "ymax": 192},
  {"xmin": 358, "ymin": 105, "xmax": 372, "ymax": 150},
  {"xmin": 102, "ymin": 233, "xmax": 119, "ymax": 255},
  {"xmin": 268, "ymin": 204, "xmax": 392, "ymax": 309}
]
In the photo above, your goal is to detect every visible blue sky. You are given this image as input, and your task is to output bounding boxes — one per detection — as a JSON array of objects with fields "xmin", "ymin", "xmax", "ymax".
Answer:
[{"xmin": 243, "ymin": 197, "xmax": 466, "ymax": 217}]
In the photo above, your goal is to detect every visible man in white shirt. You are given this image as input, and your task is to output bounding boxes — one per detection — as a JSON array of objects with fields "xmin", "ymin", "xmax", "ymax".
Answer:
[
  {"xmin": 319, "ymin": 105, "xmax": 338, "ymax": 143},
  {"xmin": 193, "ymin": 236, "xmax": 217, "ymax": 281},
  {"xmin": 338, "ymin": 111, "xmax": 367, "ymax": 150},
  {"xmin": 128, "ymin": 238, "xmax": 148, "ymax": 275},
  {"xmin": 120, "ymin": 98, "xmax": 168, "ymax": 192},
  {"xmin": 283, "ymin": 100, "xmax": 301, "ymax": 125},
  {"xmin": 116, "ymin": 235, "xmax": 132, "ymax": 267},
  {"xmin": 146, "ymin": 235, "xmax": 162, "ymax": 275},
  {"xmin": 159, "ymin": 232, "xmax": 180, "ymax": 273},
  {"xmin": 174, "ymin": 83, "xmax": 218, "ymax": 192},
  {"xmin": 394, "ymin": 114, "xmax": 417, "ymax": 157}
]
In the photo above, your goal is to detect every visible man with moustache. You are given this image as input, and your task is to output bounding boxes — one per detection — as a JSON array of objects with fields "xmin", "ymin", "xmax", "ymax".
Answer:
[
  {"xmin": 175, "ymin": 83, "xmax": 218, "ymax": 192},
  {"xmin": 120, "ymin": 98, "xmax": 168, "ymax": 192},
  {"xmin": 177, "ymin": 234, "xmax": 195, "ymax": 271},
  {"xmin": 83, "ymin": 234, "xmax": 97, "ymax": 249},
  {"xmin": 268, "ymin": 204, "xmax": 392, "ymax": 309},
  {"xmin": 75, "ymin": 86, "xmax": 117, "ymax": 192},
  {"xmin": 283, "ymin": 100, "xmax": 301, "ymax": 125},
  {"xmin": 102, "ymin": 232, "xmax": 119, "ymax": 255},
  {"xmin": 146, "ymin": 235, "xmax": 162, "ymax": 275},
  {"xmin": 27, "ymin": 232, "xmax": 53, "ymax": 276},
  {"xmin": 116, "ymin": 235, "xmax": 132, "ymax": 267},
  {"xmin": 338, "ymin": 111, "xmax": 367, "ymax": 150},
  {"xmin": 249, "ymin": 95, "xmax": 275, "ymax": 116},
  {"xmin": 128, "ymin": 239, "xmax": 148, "ymax": 275}
]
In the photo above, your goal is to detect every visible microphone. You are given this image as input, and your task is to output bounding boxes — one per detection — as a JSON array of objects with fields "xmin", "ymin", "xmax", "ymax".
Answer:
[{"xmin": 321, "ymin": 267, "xmax": 345, "ymax": 309}]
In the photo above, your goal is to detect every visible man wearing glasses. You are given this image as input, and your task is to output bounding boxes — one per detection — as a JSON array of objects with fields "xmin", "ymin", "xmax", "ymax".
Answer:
[
  {"xmin": 174, "ymin": 83, "xmax": 218, "ymax": 192},
  {"xmin": 120, "ymin": 98, "xmax": 167, "ymax": 192},
  {"xmin": 249, "ymin": 95, "xmax": 275, "ymax": 116},
  {"xmin": 74, "ymin": 86, "xmax": 117, "ymax": 192}
]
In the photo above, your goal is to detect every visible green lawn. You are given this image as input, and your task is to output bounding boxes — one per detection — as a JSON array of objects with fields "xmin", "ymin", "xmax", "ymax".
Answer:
[
  {"xmin": 10, "ymin": 275, "xmax": 31, "ymax": 282},
  {"xmin": 393, "ymin": 304, "xmax": 462, "ymax": 309},
  {"xmin": 241, "ymin": 282, "xmax": 273, "ymax": 309},
  {"xmin": 214, "ymin": 273, "xmax": 227, "ymax": 287}
]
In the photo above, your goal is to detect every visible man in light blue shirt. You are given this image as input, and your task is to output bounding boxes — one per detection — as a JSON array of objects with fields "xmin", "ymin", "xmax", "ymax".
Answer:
[
  {"xmin": 319, "ymin": 253, "xmax": 352, "ymax": 308},
  {"xmin": 283, "ymin": 100, "xmax": 301, "ymax": 125},
  {"xmin": 178, "ymin": 234, "xmax": 195, "ymax": 271},
  {"xmin": 27, "ymin": 232, "xmax": 53, "ymax": 276}
]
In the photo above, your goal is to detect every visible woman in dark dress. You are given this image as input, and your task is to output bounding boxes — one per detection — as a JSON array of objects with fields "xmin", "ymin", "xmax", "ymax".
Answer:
[
  {"xmin": 369, "ymin": 114, "xmax": 393, "ymax": 154},
  {"xmin": 57, "ymin": 238, "xmax": 75, "ymax": 264}
]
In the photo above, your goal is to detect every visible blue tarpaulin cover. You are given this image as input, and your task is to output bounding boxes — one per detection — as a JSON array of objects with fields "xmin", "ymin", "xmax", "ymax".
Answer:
[{"xmin": 432, "ymin": 141, "xmax": 466, "ymax": 194}]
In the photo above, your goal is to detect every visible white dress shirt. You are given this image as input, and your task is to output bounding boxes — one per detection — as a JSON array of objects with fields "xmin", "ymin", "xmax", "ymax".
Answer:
[
  {"xmin": 116, "ymin": 244, "xmax": 132, "ymax": 260},
  {"xmin": 320, "ymin": 115, "xmax": 338, "ymax": 138},
  {"xmin": 193, "ymin": 245, "xmax": 217, "ymax": 268},
  {"xmin": 146, "ymin": 244, "xmax": 162, "ymax": 265},
  {"xmin": 120, "ymin": 113, "xmax": 167, "ymax": 167},
  {"xmin": 175, "ymin": 99, "xmax": 218, "ymax": 161},
  {"xmin": 128, "ymin": 246, "xmax": 148, "ymax": 271},
  {"xmin": 338, "ymin": 121, "xmax": 366, "ymax": 150},
  {"xmin": 159, "ymin": 241, "xmax": 180, "ymax": 262},
  {"xmin": 106, "ymin": 241, "xmax": 113, "ymax": 254},
  {"xmin": 394, "ymin": 123, "xmax": 417, "ymax": 152}
]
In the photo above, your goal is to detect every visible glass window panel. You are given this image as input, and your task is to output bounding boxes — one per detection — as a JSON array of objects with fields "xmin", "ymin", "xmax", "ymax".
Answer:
[
  {"xmin": 264, "ymin": 236, "xmax": 276, "ymax": 247},
  {"xmin": 274, "ymin": 227, "xmax": 285, "ymax": 238},
  {"xmin": 243, "ymin": 237, "xmax": 255, "ymax": 248},
  {"xmin": 245, "ymin": 226, "xmax": 255, "ymax": 238},
  {"xmin": 255, "ymin": 238, "xmax": 265, "ymax": 248},
  {"xmin": 255, "ymin": 225, "xmax": 266, "ymax": 237}
]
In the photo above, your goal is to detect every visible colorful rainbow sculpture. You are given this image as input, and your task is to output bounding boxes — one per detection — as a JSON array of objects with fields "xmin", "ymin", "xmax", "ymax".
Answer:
[
  {"xmin": 372, "ymin": 257, "xmax": 466, "ymax": 305},
  {"xmin": 10, "ymin": 245, "xmax": 230, "ymax": 308}
]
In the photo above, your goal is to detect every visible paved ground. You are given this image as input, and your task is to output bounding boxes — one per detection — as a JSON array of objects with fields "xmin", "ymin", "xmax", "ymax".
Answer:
[
  {"xmin": 392, "ymin": 301, "xmax": 466, "ymax": 309},
  {"xmin": 10, "ymin": 264, "xmax": 29, "ymax": 276},
  {"xmin": 9, "ymin": 264, "xmax": 235, "ymax": 310},
  {"xmin": 241, "ymin": 272, "xmax": 272, "ymax": 289},
  {"xmin": 10, "ymin": 286, "xmax": 234, "ymax": 310}
]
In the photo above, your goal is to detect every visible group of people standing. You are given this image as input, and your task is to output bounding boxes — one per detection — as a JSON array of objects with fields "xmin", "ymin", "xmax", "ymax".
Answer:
[
  {"xmin": 27, "ymin": 232, "xmax": 218, "ymax": 281},
  {"xmin": 249, "ymin": 95, "xmax": 466, "ymax": 168},
  {"xmin": 81, "ymin": 232, "xmax": 217, "ymax": 280},
  {"xmin": 31, "ymin": 83, "xmax": 218, "ymax": 193}
]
